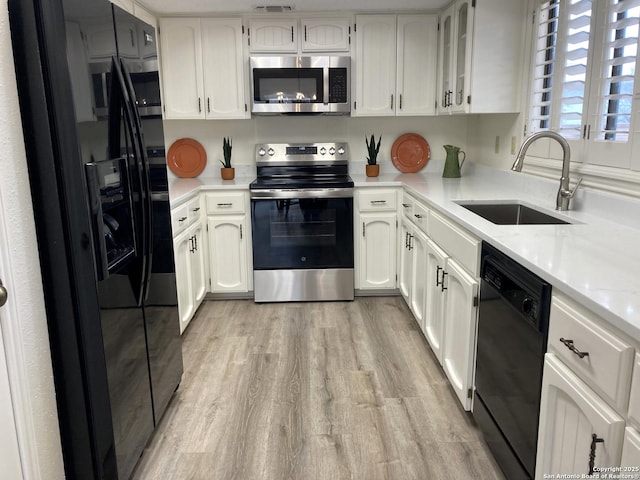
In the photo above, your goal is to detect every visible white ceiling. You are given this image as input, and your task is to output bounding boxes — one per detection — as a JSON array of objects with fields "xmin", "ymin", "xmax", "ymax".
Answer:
[{"xmin": 136, "ymin": 0, "xmax": 450, "ymax": 15}]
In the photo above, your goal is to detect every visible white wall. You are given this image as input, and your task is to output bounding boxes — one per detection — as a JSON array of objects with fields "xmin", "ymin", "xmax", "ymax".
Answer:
[
  {"xmin": 163, "ymin": 114, "xmax": 471, "ymax": 177},
  {"xmin": 0, "ymin": 1, "xmax": 65, "ymax": 478}
]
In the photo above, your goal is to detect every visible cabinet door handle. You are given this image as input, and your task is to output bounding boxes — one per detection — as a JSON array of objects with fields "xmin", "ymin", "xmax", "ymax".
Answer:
[
  {"xmin": 207, "ymin": 97, "xmax": 211, "ymax": 113},
  {"xmin": 362, "ymin": 222, "xmax": 366, "ymax": 237},
  {"xmin": 189, "ymin": 236, "xmax": 195, "ymax": 253},
  {"xmin": 304, "ymin": 25, "xmax": 307, "ymax": 41},
  {"xmin": 436, "ymin": 265, "xmax": 443, "ymax": 286},
  {"xmin": 399, "ymin": 94, "xmax": 403, "ymax": 110},
  {"xmin": 408, "ymin": 234, "xmax": 413, "ymax": 251},
  {"xmin": 291, "ymin": 26, "xmax": 294, "ymax": 42},
  {"xmin": 217, "ymin": 203, "xmax": 233, "ymax": 208},
  {"xmin": 390, "ymin": 94, "xmax": 394, "ymax": 110},
  {"xmin": 559, "ymin": 338, "xmax": 590, "ymax": 359},
  {"xmin": 441, "ymin": 271, "xmax": 448, "ymax": 291},
  {"xmin": 414, "ymin": 214, "xmax": 423, "ymax": 219},
  {"xmin": 194, "ymin": 235, "xmax": 198, "ymax": 252},
  {"xmin": 179, "ymin": 216, "xmax": 187, "ymax": 223},
  {"xmin": 130, "ymin": 29, "xmax": 135, "ymax": 48},
  {"xmin": 198, "ymin": 97, "xmax": 202, "ymax": 113},
  {"xmin": 240, "ymin": 224, "xmax": 243, "ymax": 239},
  {"xmin": 588, "ymin": 434, "xmax": 604, "ymax": 475},
  {"xmin": 0, "ymin": 278, "xmax": 7, "ymax": 307}
]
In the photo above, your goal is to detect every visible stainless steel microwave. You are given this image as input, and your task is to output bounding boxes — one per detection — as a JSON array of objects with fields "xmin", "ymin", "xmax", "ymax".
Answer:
[{"xmin": 250, "ymin": 56, "xmax": 350, "ymax": 115}]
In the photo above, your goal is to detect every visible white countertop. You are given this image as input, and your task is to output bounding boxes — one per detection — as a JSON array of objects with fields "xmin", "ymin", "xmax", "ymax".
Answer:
[{"xmin": 170, "ymin": 162, "xmax": 640, "ymax": 342}]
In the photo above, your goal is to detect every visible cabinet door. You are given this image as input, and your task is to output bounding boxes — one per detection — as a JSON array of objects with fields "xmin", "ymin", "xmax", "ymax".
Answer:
[
  {"xmin": 208, "ymin": 216, "xmax": 247, "ymax": 293},
  {"xmin": 174, "ymin": 233, "xmax": 194, "ymax": 334},
  {"xmin": 159, "ymin": 18, "xmax": 204, "ymax": 119},
  {"xmin": 83, "ymin": 22, "xmax": 117, "ymax": 61},
  {"xmin": 353, "ymin": 15, "xmax": 397, "ymax": 116},
  {"xmin": 621, "ymin": 428, "xmax": 640, "ymax": 473},
  {"xmin": 114, "ymin": 21, "xmax": 139, "ymax": 59},
  {"xmin": 409, "ymin": 228, "xmax": 428, "ymax": 329},
  {"xmin": 424, "ymin": 239, "xmax": 448, "ymax": 364},
  {"xmin": 190, "ymin": 222, "xmax": 207, "ymax": 307},
  {"xmin": 358, "ymin": 212, "xmax": 397, "ymax": 289},
  {"xmin": 441, "ymin": 258, "xmax": 478, "ymax": 410},
  {"xmin": 398, "ymin": 218, "xmax": 412, "ymax": 304},
  {"xmin": 249, "ymin": 19, "xmax": 298, "ymax": 53},
  {"xmin": 437, "ymin": 4, "xmax": 454, "ymax": 114},
  {"xmin": 536, "ymin": 354, "xmax": 625, "ymax": 480},
  {"xmin": 301, "ymin": 18, "xmax": 350, "ymax": 52},
  {"xmin": 201, "ymin": 18, "xmax": 248, "ymax": 119},
  {"xmin": 396, "ymin": 15, "xmax": 438, "ymax": 116},
  {"xmin": 451, "ymin": 0, "xmax": 474, "ymax": 113}
]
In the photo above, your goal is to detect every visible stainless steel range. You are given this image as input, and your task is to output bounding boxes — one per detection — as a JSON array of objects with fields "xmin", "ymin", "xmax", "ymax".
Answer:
[{"xmin": 250, "ymin": 142, "xmax": 354, "ymax": 302}]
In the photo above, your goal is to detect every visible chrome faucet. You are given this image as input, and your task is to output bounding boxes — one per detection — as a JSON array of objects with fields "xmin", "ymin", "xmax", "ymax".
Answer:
[{"xmin": 511, "ymin": 131, "xmax": 583, "ymax": 211}]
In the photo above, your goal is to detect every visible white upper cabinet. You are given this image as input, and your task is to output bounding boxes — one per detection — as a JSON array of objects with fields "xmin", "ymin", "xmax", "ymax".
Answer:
[
  {"xmin": 201, "ymin": 18, "xmax": 248, "ymax": 119},
  {"xmin": 437, "ymin": 0, "xmax": 526, "ymax": 114},
  {"xmin": 83, "ymin": 22, "xmax": 118, "ymax": 61},
  {"xmin": 159, "ymin": 18, "xmax": 248, "ymax": 120},
  {"xmin": 249, "ymin": 19, "xmax": 298, "ymax": 53},
  {"xmin": 354, "ymin": 15, "xmax": 397, "ymax": 116},
  {"xmin": 159, "ymin": 18, "xmax": 204, "ymax": 119},
  {"xmin": 301, "ymin": 18, "xmax": 351, "ymax": 52},
  {"xmin": 354, "ymin": 14, "xmax": 438, "ymax": 116},
  {"xmin": 396, "ymin": 15, "xmax": 438, "ymax": 116}
]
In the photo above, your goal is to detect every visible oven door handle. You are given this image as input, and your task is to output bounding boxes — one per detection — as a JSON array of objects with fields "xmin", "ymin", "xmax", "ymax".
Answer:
[{"xmin": 250, "ymin": 188, "xmax": 354, "ymax": 199}]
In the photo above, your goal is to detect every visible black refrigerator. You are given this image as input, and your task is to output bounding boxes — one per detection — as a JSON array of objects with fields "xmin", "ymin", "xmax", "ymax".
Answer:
[{"xmin": 8, "ymin": 0, "xmax": 183, "ymax": 479}]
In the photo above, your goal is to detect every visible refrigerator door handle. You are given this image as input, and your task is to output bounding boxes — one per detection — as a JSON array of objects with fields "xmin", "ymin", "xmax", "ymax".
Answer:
[
  {"xmin": 120, "ymin": 58, "xmax": 154, "ymax": 300},
  {"xmin": 108, "ymin": 56, "xmax": 148, "ymax": 306}
]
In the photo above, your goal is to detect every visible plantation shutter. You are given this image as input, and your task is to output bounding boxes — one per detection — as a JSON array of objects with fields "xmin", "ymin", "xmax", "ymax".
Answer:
[{"xmin": 589, "ymin": 0, "xmax": 640, "ymax": 142}]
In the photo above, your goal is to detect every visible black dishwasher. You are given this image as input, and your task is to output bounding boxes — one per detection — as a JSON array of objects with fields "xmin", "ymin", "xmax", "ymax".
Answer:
[{"xmin": 473, "ymin": 242, "xmax": 551, "ymax": 480}]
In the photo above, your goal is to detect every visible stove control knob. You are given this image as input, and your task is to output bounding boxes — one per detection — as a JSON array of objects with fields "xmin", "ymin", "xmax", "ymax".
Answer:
[
  {"xmin": 268, "ymin": 148, "xmax": 275, "ymax": 156},
  {"xmin": 258, "ymin": 147, "xmax": 266, "ymax": 156},
  {"xmin": 320, "ymin": 147, "xmax": 327, "ymax": 155},
  {"xmin": 337, "ymin": 146, "xmax": 345, "ymax": 155},
  {"xmin": 329, "ymin": 147, "xmax": 336, "ymax": 155}
]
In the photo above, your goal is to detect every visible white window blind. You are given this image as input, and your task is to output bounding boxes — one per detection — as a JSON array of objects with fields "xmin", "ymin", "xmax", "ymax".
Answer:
[{"xmin": 592, "ymin": 0, "xmax": 640, "ymax": 142}]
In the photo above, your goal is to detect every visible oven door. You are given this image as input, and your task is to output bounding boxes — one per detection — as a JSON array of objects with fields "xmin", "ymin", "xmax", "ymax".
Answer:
[{"xmin": 251, "ymin": 189, "xmax": 353, "ymax": 270}]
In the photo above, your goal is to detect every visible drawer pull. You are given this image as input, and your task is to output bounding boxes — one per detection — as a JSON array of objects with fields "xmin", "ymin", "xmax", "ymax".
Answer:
[
  {"xmin": 370, "ymin": 200, "xmax": 387, "ymax": 204},
  {"xmin": 588, "ymin": 434, "xmax": 604, "ymax": 475},
  {"xmin": 436, "ymin": 265, "xmax": 443, "ymax": 286},
  {"xmin": 217, "ymin": 203, "xmax": 233, "ymax": 207},
  {"xmin": 414, "ymin": 214, "xmax": 423, "ymax": 219},
  {"xmin": 192, "ymin": 207, "xmax": 200, "ymax": 212},
  {"xmin": 178, "ymin": 216, "xmax": 187, "ymax": 223},
  {"xmin": 441, "ymin": 271, "xmax": 448, "ymax": 292},
  {"xmin": 402, "ymin": 203, "xmax": 410, "ymax": 208},
  {"xmin": 559, "ymin": 338, "xmax": 590, "ymax": 359}
]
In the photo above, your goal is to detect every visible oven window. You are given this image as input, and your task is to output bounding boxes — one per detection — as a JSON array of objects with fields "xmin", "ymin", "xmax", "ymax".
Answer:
[
  {"xmin": 251, "ymin": 197, "xmax": 353, "ymax": 270},
  {"xmin": 253, "ymin": 68, "xmax": 323, "ymax": 103}
]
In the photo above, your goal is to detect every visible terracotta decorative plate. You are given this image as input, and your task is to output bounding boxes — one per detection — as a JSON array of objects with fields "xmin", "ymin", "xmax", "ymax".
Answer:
[
  {"xmin": 391, "ymin": 133, "xmax": 431, "ymax": 173},
  {"xmin": 167, "ymin": 138, "xmax": 207, "ymax": 178}
]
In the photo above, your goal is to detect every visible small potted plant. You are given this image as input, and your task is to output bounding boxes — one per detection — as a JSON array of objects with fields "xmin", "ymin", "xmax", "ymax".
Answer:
[
  {"xmin": 365, "ymin": 134, "xmax": 381, "ymax": 177},
  {"xmin": 220, "ymin": 137, "xmax": 234, "ymax": 180}
]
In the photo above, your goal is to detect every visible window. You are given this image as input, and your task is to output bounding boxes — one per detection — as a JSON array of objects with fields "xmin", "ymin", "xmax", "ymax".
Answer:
[{"xmin": 528, "ymin": 0, "xmax": 640, "ymax": 170}]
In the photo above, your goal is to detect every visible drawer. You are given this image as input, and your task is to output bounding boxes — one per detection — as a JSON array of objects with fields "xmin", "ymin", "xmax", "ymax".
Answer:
[
  {"xmin": 205, "ymin": 191, "xmax": 245, "ymax": 214},
  {"xmin": 171, "ymin": 203, "xmax": 189, "ymax": 237},
  {"xmin": 412, "ymin": 201, "xmax": 429, "ymax": 232},
  {"xmin": 627, "ymin": 353, "xmax": 640, "ymax": 427},
  {"xmin": 428, "ymin": 210, "xmax": 480, "ymax": 276},
  {"xmin": 400, "ymin": 191, "xmax": 415, "ymax": 218},
  {"xmin": 548, "ymin": 294, "xmax": 635, "ymax": 413},
  {"xmin": 358, "ymin": 188, "xmax": 397, "ymax": 211},
  {"xmin": 186, "ymin": 197, "xmax": 202, "ymax": 225}
]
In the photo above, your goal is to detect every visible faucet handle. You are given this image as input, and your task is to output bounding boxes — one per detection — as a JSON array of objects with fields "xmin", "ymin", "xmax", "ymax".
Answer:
[{"xmin": 562, "ymin": 177, "xmax": 583, "ymax": 198}]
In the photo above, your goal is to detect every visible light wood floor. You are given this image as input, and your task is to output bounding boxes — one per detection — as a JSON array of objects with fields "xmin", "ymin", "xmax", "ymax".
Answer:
[{"xmin": 131, "ymin": 297, "xmax": 504, "ymax": 480}]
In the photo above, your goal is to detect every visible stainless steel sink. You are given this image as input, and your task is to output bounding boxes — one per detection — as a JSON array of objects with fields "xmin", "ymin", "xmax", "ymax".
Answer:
[{"xmin": 457, "ymin": 202, "xmax": 571, "ymax": 225}]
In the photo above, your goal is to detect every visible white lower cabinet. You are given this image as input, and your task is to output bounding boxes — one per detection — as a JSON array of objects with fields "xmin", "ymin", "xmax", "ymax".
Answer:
[
  {"xmin": 398, "ymin": 217, "xmax": 412, "ymax": 302},
  {"xmin": 207, "ymin": 216, "xmax": 248, "ymax": 293},
  {"xmin": 173, "ymin": 220, "xmax": 206, "ymax": 334},
  {"xmin": 535, "ymin": 354, "xmax": 625, "ymax": 480},
  {"xmin": 621, "ymin": 427, "xmax": 640, "ymax": 470},
  {"xmin": 399, "ymin": 217, "xmax": 428, "ymax": 329},
  {"xmin": 358, "ymin": 212, "xmax": 397, "ymax": 289},
  {"xmin": 441, "ymin": 257, "xmax": 478, "ymax": 410},
  {"xmin": 423, "ymin": 238, "xmax": 448, "ymax": 364}
]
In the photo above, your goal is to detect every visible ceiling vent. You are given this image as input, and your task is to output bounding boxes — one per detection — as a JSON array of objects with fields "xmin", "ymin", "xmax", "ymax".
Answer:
[{"xmin": 254, "ymin": 5, "xmax": 295, "ymax": 13}]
